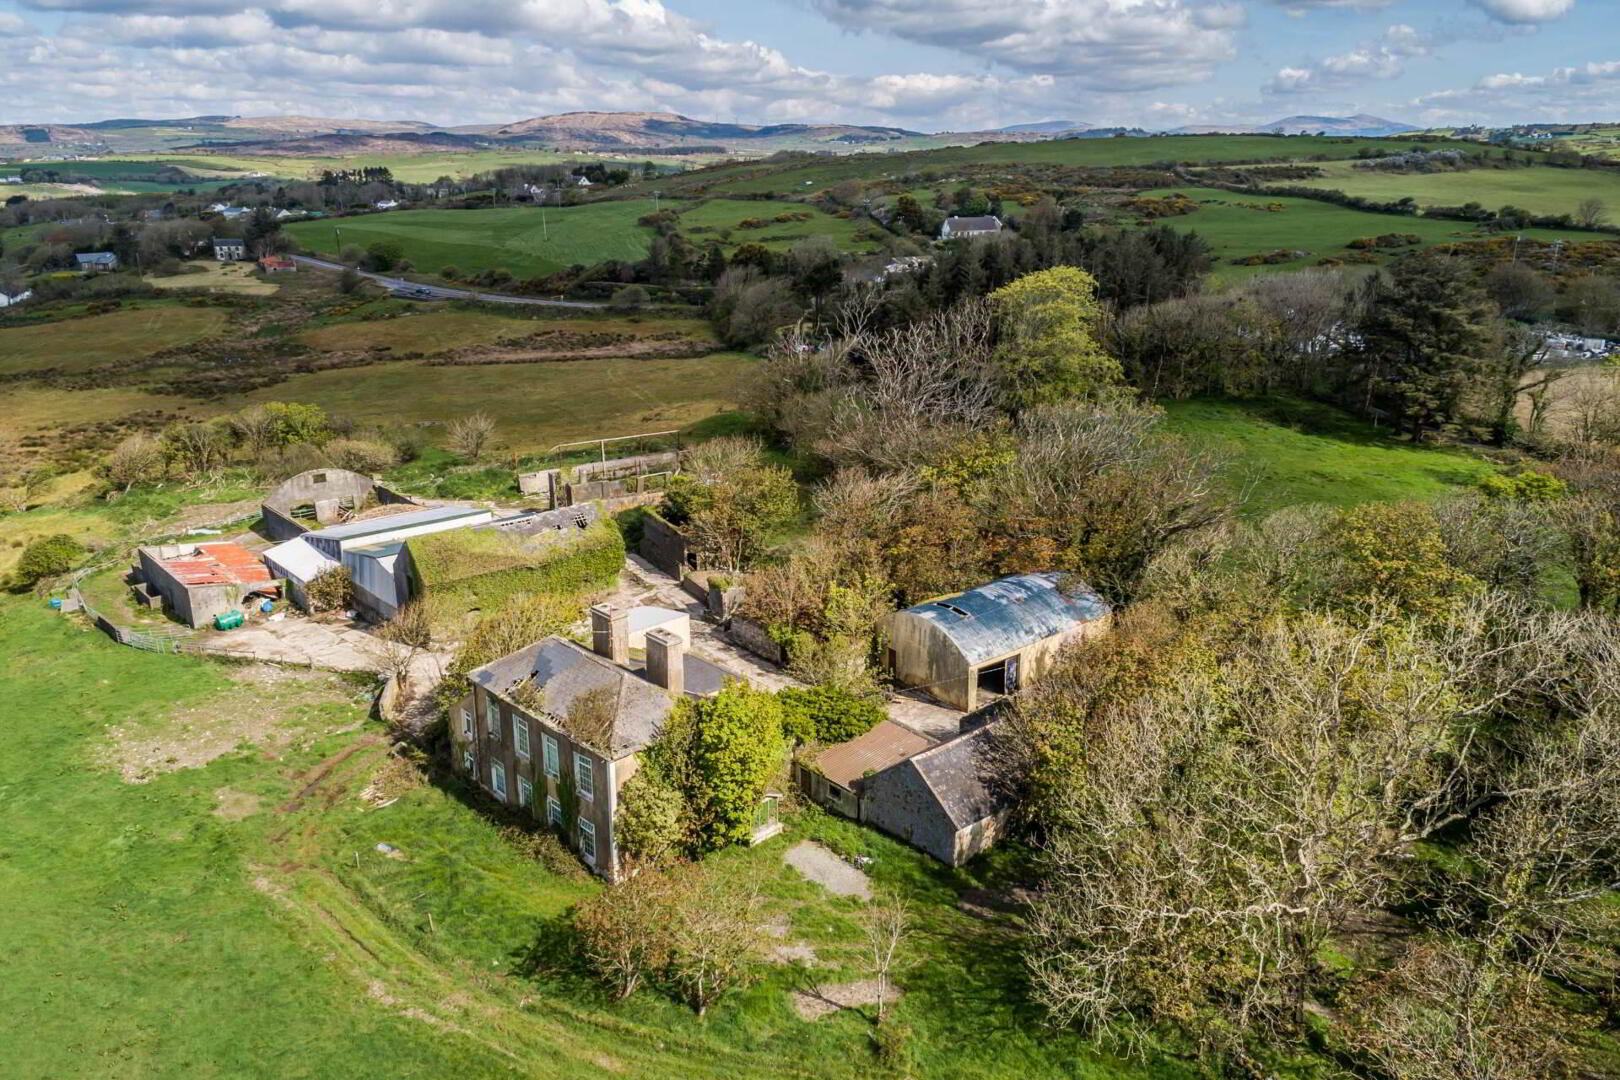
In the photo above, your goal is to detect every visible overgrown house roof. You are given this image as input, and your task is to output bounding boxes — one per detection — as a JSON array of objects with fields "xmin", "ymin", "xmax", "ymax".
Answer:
[
  {"xmin": 896, "ymin": 573, "xmax": 1110, "ymax": 666},
  {"xmin": 470, "ymin": 637, "xmax": 728, "ymax": 758}
]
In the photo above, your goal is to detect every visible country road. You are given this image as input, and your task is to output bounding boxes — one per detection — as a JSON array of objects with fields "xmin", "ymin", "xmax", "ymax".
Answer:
[{"xmin": 290, "ymin": 255, "xmax": 605, "ymax": 309}]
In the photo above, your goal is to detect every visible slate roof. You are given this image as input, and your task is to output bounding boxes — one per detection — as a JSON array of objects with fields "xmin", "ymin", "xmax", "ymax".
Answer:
[
  {"xmin": 816, "ymin": 720, "xmax": 935, "ymax": 789},
  {"xmin": 907, "ymin": 721, "xmax": 1013, "ymax": 829},
  {"xmin": 75, "ymin": 252, "xmax": 117, "ymax": 266},
  {"xmin": 897, "ymin": 572, "xmax": 1110, "ymax": 666},
  {"xmin": 941, "ymin": 215, "xmax": 1002, "ymax": 235},
  {"xmin": 470, "ymin": 637, "xmax": 731, "ymax": 758}
]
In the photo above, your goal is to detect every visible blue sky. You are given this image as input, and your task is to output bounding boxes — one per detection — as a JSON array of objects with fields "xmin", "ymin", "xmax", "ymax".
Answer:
[{"xmin": 0, "ymin": 0, "xmax": 1612, "ymax": 130}]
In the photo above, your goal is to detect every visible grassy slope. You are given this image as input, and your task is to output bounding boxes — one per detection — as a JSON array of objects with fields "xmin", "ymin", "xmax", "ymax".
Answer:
[
  {"xmin": 656, "ymin": 134, "xmax": 1475, "ymax": 196},
  {"xmin": 0, "ymin": 303, "xmax": 229, "ymax": 373},
  {"xmin": 1287, "ymin": 161, "xmax": 1620, "ymax": 219},
  {"xmin": 230, "ymin": 352, "xmax": 758, "ymax": 452},
  {"xmin": 1142, "ymin": 187, "xmax": 1597, "ymax": 280},
  {"xmin": 286, "ymin": 202, "xmax": 658, "ymax": 278},
  {"xmin": 0, "ymin": 599, "xmax": 1186, "ymax": 1079},
  {"xmin": 1162, "ymin": 397, "xmax": 1497, "ymax": 515},
  {"xmin": 675, "ymin": 197, "xmax": 879, "ymax": 252}
]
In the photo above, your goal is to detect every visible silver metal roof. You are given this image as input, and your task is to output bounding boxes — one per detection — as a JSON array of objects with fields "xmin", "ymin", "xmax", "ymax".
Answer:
[
  {"xmin": 307, "ymin": 504, "xmax": 485, "ymax": 541},
  {"xmin": 897, "ymin": 572, "xmax": 1109, "ymax": 666}
]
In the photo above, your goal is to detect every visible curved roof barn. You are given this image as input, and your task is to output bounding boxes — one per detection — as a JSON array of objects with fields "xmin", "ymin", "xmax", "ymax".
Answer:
[{"xmin": 898, "ymin": 573, "xmax": 1109, "ymax": 666}]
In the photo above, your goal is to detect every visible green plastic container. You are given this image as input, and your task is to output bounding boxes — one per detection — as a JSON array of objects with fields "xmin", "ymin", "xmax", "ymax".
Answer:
[{"xmin": 214, "ymin": 610, "xmax": 245, "ymax": 631}]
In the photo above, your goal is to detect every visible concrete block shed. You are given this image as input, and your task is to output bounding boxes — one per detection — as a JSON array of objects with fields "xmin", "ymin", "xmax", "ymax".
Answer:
[{"xmin": 134, "ymin": 542, "xmax": 278, "ymax": 628}]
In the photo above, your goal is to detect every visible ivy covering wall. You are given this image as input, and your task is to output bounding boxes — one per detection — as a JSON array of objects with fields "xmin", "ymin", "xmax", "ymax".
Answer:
[{"xmin": 409, "ymin": 520, "xmax": 625, "ymax": 615}]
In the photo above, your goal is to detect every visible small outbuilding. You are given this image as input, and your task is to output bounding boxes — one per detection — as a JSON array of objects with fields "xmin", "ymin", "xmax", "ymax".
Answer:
[
  {"xmin": 260, "ymin": 467, "xmax": 416, "ymax": 542},
  {"xmin": 886, "ymin": 573, "xmax": 1109, "ymax": 712},
  {"xmin": 75, "ymin": 252, "xmax": 119, "ymax": 272},
  {"xmin": 133, "ymin": 541, "xmax": 277, "ymax": 628},
  {"xmin": 860, "ymin": 721, "xmax": 1013, "ymax": 866},
  {"xmin": 258, "ymin": 255, "xmax": 296, "ymax": 272}
]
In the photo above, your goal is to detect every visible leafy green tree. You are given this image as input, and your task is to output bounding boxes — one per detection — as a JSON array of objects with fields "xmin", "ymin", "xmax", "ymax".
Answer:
[
  {"xmin": 989, "ymin": 267, "xmax": 1119, "ymax": 408},
  {"xmin": 893, "ymin": 193, "xmax": 929, "ymax": 234},
  {"xmin": 1359, "ymin": 252, "xmax": 1501, "ymax": 441},
  {"xmin": 777, "ymin": 685, "xmax": 884, "ymax": 745},
  {"xmin": 12, "ymin": 533, "xmax": 85, "ymax": 590},
  {"xmin": 1334, "ymin": 502, "xmax": 1480, "ymax": 618},
  {"xmin": 263, "ymin": 402, "xmax": 329, "ymax": 446},
  {"xmin": 614, "ymin": 765, "xmax": 686, "ymax": 866},
  {"xmin": 661, "ymin": 442, "xmax": 799, "ymax": 572},
  {"xmin": 364, "ymin": 240, "xmax": 404, "ymax": 272},
  {"xmin": 651, "ymin": 684, "xmax": 785, "ymax": 852}
]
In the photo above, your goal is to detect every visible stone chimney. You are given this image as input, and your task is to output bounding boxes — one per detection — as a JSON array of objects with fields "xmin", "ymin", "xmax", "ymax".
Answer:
[
  {"xmin": 644, "ymin": 628, "xmax": 685, "ymax": 697},
  {"xmin": 589, "ymin": 604, "xmax": 629, "ymax": 665}
]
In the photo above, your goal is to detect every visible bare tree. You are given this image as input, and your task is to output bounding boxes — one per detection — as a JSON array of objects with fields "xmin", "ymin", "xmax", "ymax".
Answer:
[
  {"xmin": 447, "ymin": 413, "xmax": 495, "ymax": 460},
  {"xmin": 101, "ymin": 433, "xmax": 166, "ymax": 493},
  {"xmin": 863, "ymin": 898, "xmax": 908, "ymax": 1023},
  {"xmin": 664, "ymin": 875, "xmax": 766, "ymax": 1017},
  {"xmin": 1577, "ymin": 196, "xmax": 1609, "ymax": 229}
]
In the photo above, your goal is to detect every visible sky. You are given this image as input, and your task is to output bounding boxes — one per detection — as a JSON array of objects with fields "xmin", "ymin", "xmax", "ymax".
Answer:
[{"xmin": 0, "ymin": 0, "xmax": 1613, "ymax": 131}]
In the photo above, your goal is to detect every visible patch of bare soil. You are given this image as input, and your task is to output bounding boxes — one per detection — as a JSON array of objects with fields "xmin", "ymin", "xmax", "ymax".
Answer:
[
  {"xmin": 170, "ymin": 498, "xmax": 262, "ymax": 531},
  {"xmin": 103, "ymin": 664, "xmax": 362, "ymax": 783},
  {"xmin": 213, "ymin": 787, "xmax": 263, "ymax": 820},
  {"xmin": 790, "ymin": 979, "xmax": 899, "ymax": 1021}
]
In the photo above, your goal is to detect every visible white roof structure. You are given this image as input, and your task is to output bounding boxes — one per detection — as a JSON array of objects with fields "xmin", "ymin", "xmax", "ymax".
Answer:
[{"xmin": 262, "ymin": 536, "xmax": 338, "ymax": 585}]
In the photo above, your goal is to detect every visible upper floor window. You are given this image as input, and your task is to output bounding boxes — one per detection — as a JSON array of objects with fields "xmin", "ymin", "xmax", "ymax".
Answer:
[
  {"xmin": 543, "ymin": 734, "xmax": 559, "ymax": 778},
  {"xmin": 514, "ymin": 718, "xmax": 531, "ymax": 759},
  {"xmin": 485, "ymin": 699, "xmax": 501, "ymax": 741}
]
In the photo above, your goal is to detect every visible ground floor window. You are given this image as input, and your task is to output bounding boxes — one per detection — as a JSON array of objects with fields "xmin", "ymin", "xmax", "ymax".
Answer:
[
  {"xmin": 547, "ymin": 797, "xmax": 562, "ymax": 826},
  {"xmin": 517, "ymin": 776, "xmax": 533, "ymax": 808},
  {"xmin": 462, "ymin": 749, "xmax": 474, "ymax": 773},
  {"xmin": 577, "ymin": 818, "xmax": 597, "ymax": 863},
  {"xmin": 491, "ymin": 760, "xmax": 507, "ymax": 801}
]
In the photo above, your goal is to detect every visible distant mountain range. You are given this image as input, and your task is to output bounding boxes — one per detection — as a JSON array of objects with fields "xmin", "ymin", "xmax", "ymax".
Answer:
[{"xmin": 0, "ymin": 109, "xmax": 1421, "ymax": 159}]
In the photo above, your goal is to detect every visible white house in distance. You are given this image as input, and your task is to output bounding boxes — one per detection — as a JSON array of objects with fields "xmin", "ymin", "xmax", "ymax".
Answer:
[
  {"xmin": 939, "ymin": 215, "xmax": 1003, "ymax": 240},
  {"xmin": 373, "ymin": 199, "xmax": 400, "ymax": 210},
  {"xmin": 213, "ymin": 239, "xmax": 246, "ymax": 262},
  {"xmin": 0, "ymin": 288, "xmax": 33, "ymax": 308}
]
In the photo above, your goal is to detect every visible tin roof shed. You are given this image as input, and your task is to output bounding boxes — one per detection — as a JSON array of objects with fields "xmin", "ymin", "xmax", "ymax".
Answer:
[{"xmin": 896, "ymin": 573, "xmax": 1108, "ymax": 667}]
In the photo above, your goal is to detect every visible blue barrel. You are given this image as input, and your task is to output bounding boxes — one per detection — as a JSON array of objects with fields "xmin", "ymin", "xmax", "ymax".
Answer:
[
  {"xmin": 260, "ymin": 599, "xmax": 274, "ymax": 614},
  {"xmin": 47, "ymin": 598, "xmax": 63, "ymax": 610}
]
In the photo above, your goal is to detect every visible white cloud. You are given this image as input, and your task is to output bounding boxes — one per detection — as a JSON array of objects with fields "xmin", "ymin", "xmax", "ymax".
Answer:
[
  {"xmin": 1468, "ymin": 0, "xmax": 1574, "ymax": 24},
  {"xmin": 809, "ymin": 0, "xmax": 1243, "ymax": 89},
  {"xmin": 1411, "ymin": 56, "xmax": 1619, "ymax": 123},
  {"xmin": 1265, "ymin": 22, "xmax": 1432, "ymax": 94}
]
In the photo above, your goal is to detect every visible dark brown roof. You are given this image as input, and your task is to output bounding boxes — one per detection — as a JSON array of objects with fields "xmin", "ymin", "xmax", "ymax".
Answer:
[{"xmin": 815, "ymin": 720, "xmax": 935, "ymax": 789}]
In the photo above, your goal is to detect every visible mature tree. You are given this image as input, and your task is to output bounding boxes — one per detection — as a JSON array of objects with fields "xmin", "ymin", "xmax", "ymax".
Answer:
[
  {"xmin": 614, "ymin": 765, "xmax": 686, "ymax": 867},
  {"xmin": 572, "ymin": 869, "xmax": 679, "ymax": 1000},
  {"xmin": 661, "ymin": 438, "xmax": 798, "ymax": 572},
  {"xmin": 1484, "ymin": 262, "xmax": 1555, "ymax": 320},
  {"xmin": 650, "ymin": 683, "xmax": 785, "ymax": 852},
  {"xmin": 263, "ymin": 401, "xmax": 330, "ymax": 446},
  {"xmin": 1358, "ymin": 252, "xmax": 1502, "ymax": 440},
  {"xmin": 663, "ymin": 872, "xmax": 767, "ymax": 1016},
  {"xmin": 988, "ymin": 267, "xmax": 1118, "ymax": 408},
  {"xmin": 160, "ymin": 419, "xmax": 230, "ymax": 476},
  {"xmin": 100, "ymin": 433, "xmax": 165, "ymax": 493},
  {"xmin": 1576, "ymin": 196, "xmax": 1609, "ymax": 229}
]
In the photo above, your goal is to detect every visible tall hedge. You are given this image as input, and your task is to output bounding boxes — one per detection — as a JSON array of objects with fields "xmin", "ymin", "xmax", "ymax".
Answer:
[{"xmin": 409, "ymin": 519, "xmax": 624, "ymax": 613}]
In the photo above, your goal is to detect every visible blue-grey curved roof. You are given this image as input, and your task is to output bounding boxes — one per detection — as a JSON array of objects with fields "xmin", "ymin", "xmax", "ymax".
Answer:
[{"xmin": 897, "ymin": 573, "xmax": 1109, "ymax": 666}]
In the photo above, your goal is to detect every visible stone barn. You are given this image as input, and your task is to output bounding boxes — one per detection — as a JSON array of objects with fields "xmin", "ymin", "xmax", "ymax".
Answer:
[
  {"xmin": 885, "ymin": 573, "xmax": 1110, "ymax": 712},
  {"xmin": 860, "ymin": 721, "xmax": 1014, "ymax": 866}
]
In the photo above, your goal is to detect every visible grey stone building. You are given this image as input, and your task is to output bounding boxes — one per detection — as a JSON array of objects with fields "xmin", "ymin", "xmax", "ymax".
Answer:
[{"xmin": 450, "ymin": 605, "xmax": 732, "ymax": 879}]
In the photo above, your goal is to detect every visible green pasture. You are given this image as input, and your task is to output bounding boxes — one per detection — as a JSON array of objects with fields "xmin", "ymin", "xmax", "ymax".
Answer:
[
  {"xmin": 0, "ymin": 303, "xmax": 228, "ymax": 374},
  {"xmin": 674, "ymin": 197, "xmax": 880, "ymax": 251},
  {"xmin": 1161, "ymin": 396, "xmax": 1497, "ymax": 515},
  {"xmin": 1286, "ymin": 160, "xmax": 1620, "ymax": 220},
  {"xmin": 1139, "ymin": 186, "xmax": 1598, "ymax": 279}
]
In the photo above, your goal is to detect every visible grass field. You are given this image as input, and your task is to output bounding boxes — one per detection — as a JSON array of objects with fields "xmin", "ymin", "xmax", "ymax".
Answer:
[
  {"xmin": 146, "ymin": 261, "xmax": 284, "ymax": 295},
  {"xmin": 675, "ymin": 197, "xmax": 880, "ymax": 252},
  {"xmin": 0, "ymin": 595, "xmax": 1192, "ymax": 1079},
  {"xmin": 1162, "ymin": 396, "xmax": 1497, "ymax": 515},
  {"xmin": 1286, "ymin": 161, "xmax": 1620, "ymax": 220},
  {"xmin": 126, "ymin": 150, "xmax": 701, "ymax": 183},
  {"xmin": 230, "ymin": 352, "xmax": 758, "ymax": 451},
  {"xmin": 0, "ymin": 304, "xmax": 229, "ymax": 374},
  {"xmin": 294, "ymin": 309, "xmax": 538, "ymax": 352},
  {"xmin": 286, "ymin": 202, "xmax": 659, "ymax": 278},
  {"xmin": 644, "ymin": 134, "xmax": 1477, "ymax": 198},
  {"xmin": 1140, "ymin": 187, "xmax": 1597, "ymax": 279}
]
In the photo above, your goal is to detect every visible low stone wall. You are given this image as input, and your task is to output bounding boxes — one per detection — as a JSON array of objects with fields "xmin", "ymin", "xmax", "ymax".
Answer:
[
  {"xmin": 727, "ymin": 614, "xmax": 785, "ymax": 665},
  {"xmin": 638, "ymin": 511, "xmax": 691, "ymax": 578}
]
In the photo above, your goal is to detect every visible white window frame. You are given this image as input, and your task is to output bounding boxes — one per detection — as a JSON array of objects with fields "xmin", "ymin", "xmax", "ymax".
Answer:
[
  {"xmin": 577, "ymin": 818, "xmax": 597, "ymax": 864},
  {"xmin": 491, "ymin": 760, "xmax": 507, "ymax": 801},
  {"xmin": 517, "ymin": 776, "xmax": 533, "ymax": 808},
  {"xmin": 543, "ymin": 733, "xmax": 559, "ymax": 778},
  {"xmin": 462, "ymin": 749, "xmax": 475, "ymax": 773},
  {"xmin": 514, "ymin": 717, "xmax": 531, "ymax": 759},
  {"xmin": 460, "ymin": 707, "xmax": 473, "ymax": 738},
  {"xmin": 485, "ymin": 699, "xmax": 501, "ymax": 741},
  {"xmin": 547, "ymin": 797, "xmax": 562, "ymax": 826},
  {"xmin": 574, "ymin": 753, "xmax": 594, "ymax": 801}
]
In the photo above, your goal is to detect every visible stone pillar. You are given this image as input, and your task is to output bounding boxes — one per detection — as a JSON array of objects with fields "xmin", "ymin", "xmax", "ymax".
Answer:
[
  {"xmin": 645, "ymin": 628, "xmax": 685, "ymax": 697},
  {"xmin": 589, "ymin": 604, "xmax": 628, "ymax": 664}
]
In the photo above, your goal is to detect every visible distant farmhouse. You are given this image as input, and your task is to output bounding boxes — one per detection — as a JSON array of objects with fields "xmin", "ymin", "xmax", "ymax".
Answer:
[
  {"xmin": 213, "ymin": 239, "xmax": 246, "ymax": 262},
  {"xmin": 75, "ymin": 251, "xmax": 118, "ymax": 272},
  {"xmin": 939, "ymin": 215, "xmax": 1002, "ymax": 240},
  {"xmin": 0, "ymin": 288, "xmax": 32, "ymax": 308},
  {"xmin": 452, "ymin": 604, "xmax": 751, "ymax": 878},
  {"xmin": 258, "ymin": 255, "xmax": 296, "ymax": 273}
]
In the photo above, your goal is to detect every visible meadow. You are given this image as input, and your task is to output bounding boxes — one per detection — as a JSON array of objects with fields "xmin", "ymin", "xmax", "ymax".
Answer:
[
  {"xmin": 1161, "ymin": 396, "xmax": 1498, "ymax": 515},
  {"xmin": 645, "ymin": 133, "xmax": 1478, "ymax": 197},
  {"xmin": 128, "ymin": 149, "xmax": 702, "ymax": 183},
  {"xmin": 1139, "ymin": 186, "xmax": 1597, "ymax": 279},
  {"xmin": 0, "ymin": 303, "xmax": 228, "ymax": 373},
  {"xmin": 1286, "ymin": 160, "xmax": 1620, "ymax": 219},
  {"xmin": 0, "ymin": 596, "xmax": 1190, "ymax": 1080}
]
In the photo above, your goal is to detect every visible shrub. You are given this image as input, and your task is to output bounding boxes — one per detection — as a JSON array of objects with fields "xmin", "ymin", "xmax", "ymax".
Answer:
[
  {"xmin": 777, "ymin": 684, "xmax": 885, "ymax": 745},
  {"xmin": 324, "ymin": 437, "xmax": 399, "ymax": 475},
  {"xmin": 12, "ymin": 533, "xmax": 85, "ymax": 590},
  {"xmin": 648, "ymin": 683, "xmax": 785, "ymax": 852},
  {"xmin": 303, "ymin": 566, "xmax": 354, "ymax": 612},
  {"xmin": 614, "ymin": 765, "xmax": 687, "ymax": 866}
]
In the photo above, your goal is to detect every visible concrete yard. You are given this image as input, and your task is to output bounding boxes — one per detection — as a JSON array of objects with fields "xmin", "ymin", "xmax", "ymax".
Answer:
[{"xmin": 783, "ymin": 840, "xmax": 872, "ymax": 901}]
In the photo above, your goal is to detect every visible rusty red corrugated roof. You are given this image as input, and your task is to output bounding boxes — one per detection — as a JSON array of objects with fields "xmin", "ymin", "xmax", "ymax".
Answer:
[{"xmin": 160, "ymin": 542, "xmax": 273, "ymax": 587}]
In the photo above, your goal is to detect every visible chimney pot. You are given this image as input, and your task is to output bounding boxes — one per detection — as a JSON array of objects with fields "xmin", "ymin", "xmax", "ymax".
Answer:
[{"xmin": 645, "ymin": 628, "xmax": 685, "ymax": 696}]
